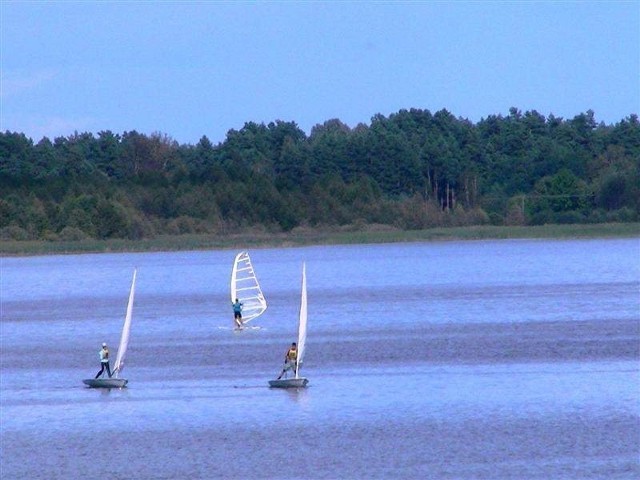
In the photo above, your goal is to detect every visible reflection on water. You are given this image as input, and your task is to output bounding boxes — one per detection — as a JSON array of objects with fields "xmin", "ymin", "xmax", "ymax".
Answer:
[{"xmin": 1, "ymin": 238, "xmax": 639, "ymax": 479}]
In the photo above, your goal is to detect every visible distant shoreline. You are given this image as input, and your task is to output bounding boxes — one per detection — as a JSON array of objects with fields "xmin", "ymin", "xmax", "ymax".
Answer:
[{"xmin": 1, "ymin": 223, "xmax": 638, "ymax": 257}]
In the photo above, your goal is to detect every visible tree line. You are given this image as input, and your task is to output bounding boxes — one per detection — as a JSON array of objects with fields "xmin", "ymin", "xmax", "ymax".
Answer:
[{"xmin": 1, "ymin": 107, "xmax": 638, "ymax": 241}]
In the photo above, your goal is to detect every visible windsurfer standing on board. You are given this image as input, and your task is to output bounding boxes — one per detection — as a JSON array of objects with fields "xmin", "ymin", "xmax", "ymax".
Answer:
[
  {"xmin": 276, "ymin": 342, "xmax": 298, "ymax": 379},
  {"xmin": 95, "ymin": 342, "xmax": 112, "ymax": 378},
  {"xmin": 232, "ymin": 298, "xmax": 243, "ymax": 328}
]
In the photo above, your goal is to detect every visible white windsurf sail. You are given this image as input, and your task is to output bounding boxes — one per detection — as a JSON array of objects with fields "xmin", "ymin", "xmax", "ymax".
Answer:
[
  {"xmin": 113, "ymin": 268, "xmax": 137, "ymax": 377},
  {"xmin": 230, "ymin": 251, "xmax": 267, "ymax": 324},
  {"xmin": 295, "ymin": 263, "xmax": 307, "ymax": 378}
]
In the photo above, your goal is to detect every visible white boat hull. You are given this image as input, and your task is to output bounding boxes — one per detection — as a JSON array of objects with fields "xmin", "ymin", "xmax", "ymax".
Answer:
[
  {"xmin": 268, "ymin": 377, "xmax": 308, "ymax": 388},
  {"xmin": 83, "ymin": 378, "xmax": 128, "ymax": 388}
]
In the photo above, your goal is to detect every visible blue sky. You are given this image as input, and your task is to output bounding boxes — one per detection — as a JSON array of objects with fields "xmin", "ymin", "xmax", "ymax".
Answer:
[{"xmin": 1, "ymin": 1, "xmax": 638, "ymax": 145}]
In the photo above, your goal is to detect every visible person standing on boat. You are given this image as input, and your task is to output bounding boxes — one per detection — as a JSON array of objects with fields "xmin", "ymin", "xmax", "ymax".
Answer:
[
  {"xmin": 232, "ymin": 298, "xmax": 244, "ymax": 328},
  {"xmin": 277, "ymin": 342, "xmax": 298, "ymax": 379},
  {"xmin": 95, "ymin": 342, "xmax": 112, "ymax": 378}
]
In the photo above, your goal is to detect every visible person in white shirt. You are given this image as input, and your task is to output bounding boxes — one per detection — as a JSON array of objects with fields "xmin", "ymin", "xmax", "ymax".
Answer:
[{"xmin": 95, "ymin": 342, "xmax": 112, "ymax": 378}]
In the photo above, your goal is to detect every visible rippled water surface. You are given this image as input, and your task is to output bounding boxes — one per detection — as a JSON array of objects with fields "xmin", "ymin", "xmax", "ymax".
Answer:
[{"xmin": 1, "ymin": 238, "xmax": 639, "ymax": 479}]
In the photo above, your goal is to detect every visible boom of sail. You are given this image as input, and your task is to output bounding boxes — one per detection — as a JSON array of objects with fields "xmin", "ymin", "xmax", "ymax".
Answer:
[{"xmin": 230, "ymin": 251, "xmax": 267, "ymax": 324}]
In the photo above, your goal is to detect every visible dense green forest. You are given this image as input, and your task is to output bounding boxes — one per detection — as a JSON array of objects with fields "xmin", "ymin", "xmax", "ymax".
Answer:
[{"xmin": 1, "ymin": 108, "xmax": 639, "ymax": 241}]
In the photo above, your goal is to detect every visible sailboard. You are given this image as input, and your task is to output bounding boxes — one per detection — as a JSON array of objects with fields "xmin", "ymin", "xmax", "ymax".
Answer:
[
  {"xmin": 269, "ymin": 263, "xmax": 309, "ymax": 388},
  {"xmin": 83, "ymin": 269, "xmax": 137, "ymax": 388},
  {"xmin": 230, "ymin": 251, "xmax": 267, "ymax": 329}
]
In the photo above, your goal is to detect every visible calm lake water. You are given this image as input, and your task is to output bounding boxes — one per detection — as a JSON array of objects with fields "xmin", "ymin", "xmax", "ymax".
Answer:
[{"xmin": 1, "ymin": 238, "xmax": 639, "ymax": 479}]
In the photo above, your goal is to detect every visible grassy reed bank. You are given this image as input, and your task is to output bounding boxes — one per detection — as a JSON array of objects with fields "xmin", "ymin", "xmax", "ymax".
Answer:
[{"xmin": 1, "ymin": 223, "xmax": 638, "ymax": 257}]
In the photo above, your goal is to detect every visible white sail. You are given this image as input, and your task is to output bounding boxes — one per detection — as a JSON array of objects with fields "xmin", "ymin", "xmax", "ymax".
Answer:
[
  {"xmin": 230, "ymin": 251, "xmax": 267, "ymax": 324},
  {"xmin": 295, "ymin": 263, "xmax": 307, "ymax": 378},
  {"xmin": 113, "ymin": 268, "xmax": 136, "ymax": 377}
]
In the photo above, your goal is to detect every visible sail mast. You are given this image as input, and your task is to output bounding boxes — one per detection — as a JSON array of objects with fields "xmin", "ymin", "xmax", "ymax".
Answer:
[
  {"xmin": 295, "ymin": 263, "xmax": 307, "ymax": 379},
  {"xmin": 113, "ymin": 268, "xmax": 136, "ymax": 377},
  {"xmin": 230, "ymin": 252, "xmax": 242, "ymax": 302}
]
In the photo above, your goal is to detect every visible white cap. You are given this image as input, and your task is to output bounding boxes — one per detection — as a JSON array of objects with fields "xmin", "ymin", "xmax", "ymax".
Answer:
[{"xmin": 102, "ymin": 342, "xmax": 107, "ymax": 347}]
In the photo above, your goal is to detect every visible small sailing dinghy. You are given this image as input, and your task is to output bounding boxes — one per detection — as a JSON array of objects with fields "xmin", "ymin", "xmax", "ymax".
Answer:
[
  {"xmin": 83, "ymin": 269, "xmax": 137, "ymax": 388},
  {"xmin": 269, "ymin": 263, "xmax": 309, "ymax": 388},
  {"xmin": 230, "ymin": 251, "xmax": 267, "ymax": 330}
]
